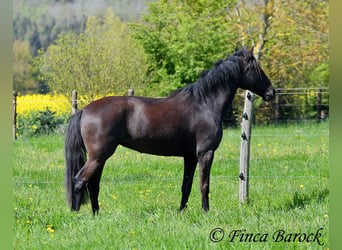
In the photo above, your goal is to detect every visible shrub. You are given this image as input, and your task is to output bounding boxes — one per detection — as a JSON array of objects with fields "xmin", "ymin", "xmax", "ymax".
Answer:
[
  {"xmin": 16, "ymin": 94, "xmax": 71, "ymax": 137},
  {"xmin": 15, "ymin": 93, "xmax": 116, "ymax": 137},
  {"xmin": 17, "ymin": 108, "xmax": 67, "ymax": 137}
]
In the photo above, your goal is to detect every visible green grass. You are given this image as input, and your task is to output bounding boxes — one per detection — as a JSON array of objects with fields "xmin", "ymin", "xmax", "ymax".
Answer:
[{"xmin": 13, "ymin": 122, "xmax": 329, "ymax": 249}]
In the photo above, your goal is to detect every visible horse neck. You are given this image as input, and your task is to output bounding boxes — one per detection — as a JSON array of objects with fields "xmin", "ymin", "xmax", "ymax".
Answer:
[
  {"xmin": 198, "ymin": 80, "xmax": 238, "ymax": 121},
  {"xmin": 196, "ymin": 58, "xmax": 240, "ymax": 120}
]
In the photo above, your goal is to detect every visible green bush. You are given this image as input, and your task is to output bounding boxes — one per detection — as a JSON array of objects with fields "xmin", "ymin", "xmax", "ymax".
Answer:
[{"xmin": 17, "ymin": 107, "xmax": 66, "ymax": 137}]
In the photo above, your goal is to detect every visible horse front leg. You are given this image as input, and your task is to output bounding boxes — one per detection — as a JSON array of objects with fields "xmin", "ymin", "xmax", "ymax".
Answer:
[
  {"xmin": 180, "ymin": 155, "xmax": 198, "ymax": 211},
  {"xmin": 198, "ymin": 150, "xmax": 214, "ymax": 212}
]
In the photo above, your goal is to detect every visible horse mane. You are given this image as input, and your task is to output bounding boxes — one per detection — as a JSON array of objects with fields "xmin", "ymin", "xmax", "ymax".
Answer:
[{"xmin": 169, "ymin": 49, "xmax": 247, "ymax": 101}]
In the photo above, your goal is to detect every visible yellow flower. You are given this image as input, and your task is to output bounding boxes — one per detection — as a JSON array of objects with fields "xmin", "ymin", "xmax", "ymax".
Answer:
[
  {"xmin": 16, "ymin": 93, "xmax": 116, "ymax": 118},
  {"xmin": 46, "ymin": 225, "xmax": 54, "ymax": 233},
  {"xmin": 17, "ymin": 94, "xmax": 71, "ymax": 117},
  {"xmin": 299, "ymin": 184, "xmax": 304, "ymax": 189}
]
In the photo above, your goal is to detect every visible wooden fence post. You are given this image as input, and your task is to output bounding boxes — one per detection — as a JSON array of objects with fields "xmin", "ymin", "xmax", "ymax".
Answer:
[
  {"xmin": 13, "ymin": 91, "xmax": 18, "ymax": 140},
  {"xmin": 275, "ymin": 94, "xmax": 280, "ymax": 123},
  {"xmin": 128, "ymin": 89, "xmax": 135, "ymax": 96},
  {"xmin": 239, "ymin": 90, "xmax": 255, "ymax": 203},
  {"xmin": 317, "ymin": 88, "xmax": 322, "ymax": 122},
  {"xmin": 72, "ymin": 90, "xmax": 78, "ymax": 114}
]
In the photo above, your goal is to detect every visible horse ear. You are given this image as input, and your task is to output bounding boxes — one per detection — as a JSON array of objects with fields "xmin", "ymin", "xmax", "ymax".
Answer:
[{"xmin": 250, "ymin": 46, "xmax": 254, "ymax": 55}]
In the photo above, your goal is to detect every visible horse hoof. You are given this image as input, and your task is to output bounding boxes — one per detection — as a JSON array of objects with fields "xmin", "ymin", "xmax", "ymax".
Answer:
[{"xmin": 179, "ymin": 204, "xmax": 188, "ymax": 212}]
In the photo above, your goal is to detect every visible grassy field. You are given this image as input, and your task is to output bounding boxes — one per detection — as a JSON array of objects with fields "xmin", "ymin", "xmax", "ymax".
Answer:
[{"xmin": 13, "ymin": 122, "xmax": 329, "ymax": 249}]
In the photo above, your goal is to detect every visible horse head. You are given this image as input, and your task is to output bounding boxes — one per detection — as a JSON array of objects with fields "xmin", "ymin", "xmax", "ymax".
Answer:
[{"xmin": 237, "ymin": 47, "xmax": 275, "ymax": 101}]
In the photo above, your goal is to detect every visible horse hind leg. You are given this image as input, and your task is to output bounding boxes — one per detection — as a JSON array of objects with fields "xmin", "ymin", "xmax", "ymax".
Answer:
[
  {"xmin": 72, "ymin": 137, "xmax": 118, "ymax": 213},
  {"xmin": 88, "ymin": 165, "xmax": 104, "ymax": 215},
  {"xmin": 180, "ymin": 155, "xmax": 197, "ymax": 211},
  {"xmin": 71, "ymin": 166, "xmax": 86, "ymax": 212},
  {"xmin": 72, "ymin": 182, "xmax": 85, "ymax": 212},
  {"xmin": 72, "ymin": 157, "xmax": 107, "ymax": 213}
]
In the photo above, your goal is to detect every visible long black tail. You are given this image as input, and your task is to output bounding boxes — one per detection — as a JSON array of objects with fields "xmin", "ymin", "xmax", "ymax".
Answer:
[{"xmin": 65, "ymin": 110, "xmax": 89, "ymax": 209}]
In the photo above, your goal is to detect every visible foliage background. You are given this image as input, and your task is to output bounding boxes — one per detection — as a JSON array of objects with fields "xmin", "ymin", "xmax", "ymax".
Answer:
[{"xmin": 35, "ymin": 9, "xmax": 148, "ymax": 98}]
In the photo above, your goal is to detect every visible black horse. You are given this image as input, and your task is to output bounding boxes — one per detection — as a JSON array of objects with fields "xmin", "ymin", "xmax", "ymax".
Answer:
[{"xmin": 65, "ymin": 47, "xmax": 275, "ymax": 215}]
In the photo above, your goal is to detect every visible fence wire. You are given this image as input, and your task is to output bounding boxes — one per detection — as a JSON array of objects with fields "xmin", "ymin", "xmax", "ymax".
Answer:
[{"xmin": 14, "ymin": 126, "xmax": 328, "ymax": 186}]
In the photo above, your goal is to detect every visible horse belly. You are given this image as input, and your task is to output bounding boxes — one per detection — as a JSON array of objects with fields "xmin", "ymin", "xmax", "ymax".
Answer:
[
  {"xmin": 120, "ymin": 134, "xmax": 189, "ymax": 156},
  {"xmin": 123, "ymin": 114, "xmax": 191, "ymax": 156}
]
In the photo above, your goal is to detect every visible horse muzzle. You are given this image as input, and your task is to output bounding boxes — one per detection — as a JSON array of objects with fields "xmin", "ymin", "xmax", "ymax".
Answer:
[{"xmin": 263, "ymin": 88, "xmax": 275, "ymax": 102}]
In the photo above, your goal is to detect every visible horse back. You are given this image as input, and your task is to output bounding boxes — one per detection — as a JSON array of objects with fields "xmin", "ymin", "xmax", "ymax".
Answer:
[{"xmin": 80, "ymin": 95, "xmax": 197, "ymax": 156}]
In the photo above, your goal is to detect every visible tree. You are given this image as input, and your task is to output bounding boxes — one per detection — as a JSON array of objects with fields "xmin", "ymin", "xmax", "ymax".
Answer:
[
  {"xmin": 232, "ymin": 0, "xmax": 328, "ymax": 86},
  {"xmin": 131, "ymin": 0, "xmax": 238, "ymax": 96},
  {"xmin": 261, "ymin": 0, "xmax": 328, "ymax": 87},
  {"xmin": 13, "ymin": 40, "xmax": 37, "ymax": 94},
  {"xmin": 231, "ymin": 0, "xmax": 328, "ymax": 122},
  {"xmin": 35, "ymin": 9, "xmax": 148, "ymax": 104},
  {"xmin": 260, "ymin": 0, "xmax": 329, "ymax": 121},
  {"xmin": 13, "ymin": 0, "xmax": 154, "ymax": 55}
]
